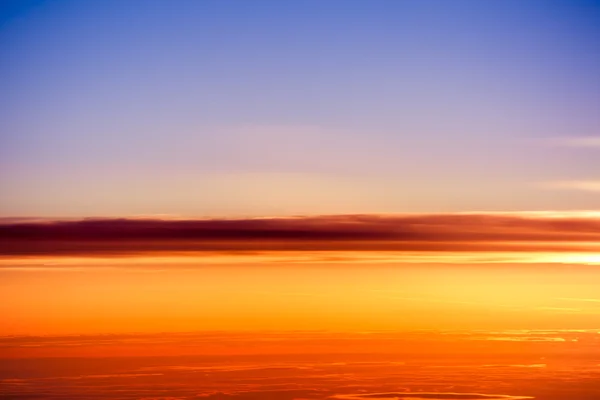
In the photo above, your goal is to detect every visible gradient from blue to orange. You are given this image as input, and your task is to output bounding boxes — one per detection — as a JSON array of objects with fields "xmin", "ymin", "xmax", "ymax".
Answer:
[
  {"xmin": 1, "ymin": 0, "xmax": 599, "ymax": 217},
  {"xmin": 2, "ymin": 3, "xmax": 600, "ymax": 399}
]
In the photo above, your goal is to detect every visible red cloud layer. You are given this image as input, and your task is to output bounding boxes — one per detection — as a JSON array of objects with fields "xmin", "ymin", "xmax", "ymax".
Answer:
[{"xmin": 1, "ymin": 213, "xmax": 599, "ymax": 257}]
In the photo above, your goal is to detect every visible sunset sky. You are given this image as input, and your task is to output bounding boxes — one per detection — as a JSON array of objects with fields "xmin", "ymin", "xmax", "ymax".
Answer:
[
  {"xmin": 1, "ymin": 0, "xmax": 599, "ymax": 335},
  {"xmin": 1, "ymin": 2, "xmax": 600, "ymax": 399},
  {"xmin": 1, "ymin": 0, "xmax": 599, "ymax": 217}
]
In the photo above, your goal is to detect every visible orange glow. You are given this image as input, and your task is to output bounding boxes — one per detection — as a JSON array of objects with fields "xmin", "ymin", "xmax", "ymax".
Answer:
[
  {"xmin": 2, "ymin": 248, "xmax": 600, "ymax": 268},
  {"xmin": 3, "ymin": 262, "xmax": 600, "ymax": 336}
]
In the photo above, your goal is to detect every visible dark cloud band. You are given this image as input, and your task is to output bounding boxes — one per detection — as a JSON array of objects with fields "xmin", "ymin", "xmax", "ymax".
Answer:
[{"xmin": 1, "ymin": 213, "xmax": 599, "ymax": 257}]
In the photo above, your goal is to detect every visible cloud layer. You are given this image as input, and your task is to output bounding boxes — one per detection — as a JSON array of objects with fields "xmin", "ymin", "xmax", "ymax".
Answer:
[
  {"xmin": 2, "ymin": 330, "xmax": 599, "ymax": 400},
  {"xmin": 1, "ymin": 213, "xmax": 599, "ymax": 260}
]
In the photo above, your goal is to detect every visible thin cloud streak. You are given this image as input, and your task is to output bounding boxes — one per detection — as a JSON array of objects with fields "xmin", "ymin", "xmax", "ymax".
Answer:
[
  {"xmin": 333, "ymin": 393, "xmax": 533, "ymax": 400},
  {"xmin": 550, "ymin": 136, "xmax": 600, "ymax": 148},
  {"xmin": 542, "ymin": 181, "xmax": 600, "ymax": 193},
  {"xmin": 557, "ymin": 298, "xmax": 600, "ymax": 303}
]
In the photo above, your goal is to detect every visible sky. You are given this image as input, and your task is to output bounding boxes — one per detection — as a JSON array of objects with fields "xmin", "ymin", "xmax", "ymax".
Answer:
[
  {"xmin": 2, "ymin": 4, "xmax": 600, "ymax": 400},
  {"xmin": 1, "ymin": 0, "xmax": 599, "ymax": 217},
  {"xmin": 1, "ymin": 0, "xmax": 600, "ymax": 339}
]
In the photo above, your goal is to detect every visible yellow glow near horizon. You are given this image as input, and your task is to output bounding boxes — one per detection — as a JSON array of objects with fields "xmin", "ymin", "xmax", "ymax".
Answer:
[
  {"xmin": 3, "ymin": 261, "xmax": 600, "ymax": 336},
  {"xmin": 2, "ymin": 249, "xmax": 600, "ymax": 269}
]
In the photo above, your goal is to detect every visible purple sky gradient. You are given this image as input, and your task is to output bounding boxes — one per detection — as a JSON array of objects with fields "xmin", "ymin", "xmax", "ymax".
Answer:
[{"xmin": 1, "ymin": 0, "xmax": 599, "ymax": 217}]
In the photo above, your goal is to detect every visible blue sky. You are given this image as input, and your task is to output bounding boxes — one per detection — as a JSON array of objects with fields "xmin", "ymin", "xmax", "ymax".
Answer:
[{"xmin": 1, "ymin": 0, "xmax": 599, "ymax": 216}]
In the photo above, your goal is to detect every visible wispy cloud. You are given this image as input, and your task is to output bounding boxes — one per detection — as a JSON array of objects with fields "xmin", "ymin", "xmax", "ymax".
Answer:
[
  {"xmin": 540, "ymin": 136, "xmax": 600, "ymax": 194},
  {"xmin": 550, "ymin": 136, "xmax": 600, "ymax": 148},
  {"xmin": 557, "ymin": 297, "xmax": 600, "ymax": 303},
  {"xmin": 333, "ymin": 392, "xmax": 533, "ymax": 399},
  {"xmin": 542, "ymin": 181, "xmax": 600, "ymax": 193}
]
